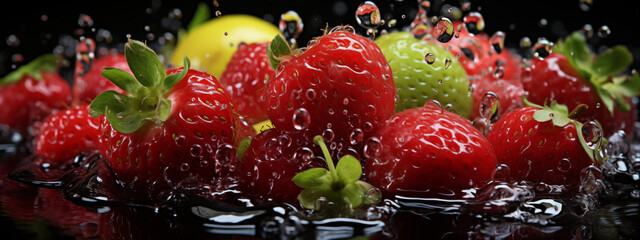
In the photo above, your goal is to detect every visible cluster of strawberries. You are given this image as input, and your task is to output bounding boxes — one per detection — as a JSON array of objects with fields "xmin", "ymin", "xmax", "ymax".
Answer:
[{"xmin": 1, "ymin": 19, "xmax": 637, "ymax": 216}]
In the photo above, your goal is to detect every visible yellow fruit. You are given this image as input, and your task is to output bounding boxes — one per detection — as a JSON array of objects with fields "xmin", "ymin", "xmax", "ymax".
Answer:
[{"xmin": 171, "ymin": 14, "xmax": 280, "ymax": 78}]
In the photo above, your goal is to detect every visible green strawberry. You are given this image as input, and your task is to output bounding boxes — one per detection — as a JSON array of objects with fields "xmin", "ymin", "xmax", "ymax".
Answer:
[{"xmin": 375, "ymin": 31, "xmax": 471, "ymax": 117}]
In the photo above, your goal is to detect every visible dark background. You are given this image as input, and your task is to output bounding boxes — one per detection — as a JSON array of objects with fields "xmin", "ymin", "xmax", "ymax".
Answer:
[{"xmin": 1, "ymin": 0, "xmax": 639, "ymax": 79}]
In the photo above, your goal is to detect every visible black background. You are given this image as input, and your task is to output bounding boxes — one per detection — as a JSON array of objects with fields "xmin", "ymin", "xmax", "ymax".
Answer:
[{"xmin": 1, "ymin": 0, "xmax": 639, "ymax": 79}]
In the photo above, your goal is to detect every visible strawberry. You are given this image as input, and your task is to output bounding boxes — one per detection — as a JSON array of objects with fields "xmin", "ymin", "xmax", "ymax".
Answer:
[
  {"xmin": 0, "ymin": 55, "xmax": 71, "ymax": 135},
  {"xmin": 365, "ymin": 101, "xmax": 497, "ymax": 199},
  {"xmin": 436, "ymin": 21, "xmax": 522, "ymax": 81},
  {"xmin": 34, "ymin": 104, "xmax": 100, "ymax": 167},
  {"xmin": 238, "ymin": 128, "xmax": 320, "ymax": 204},
  {"xmin": 485, "ymin": 99, "xmax": 602, "ymax": 193},
  {"xmin": 219, "ymin": 42, "xmax": 274, "ymax": 123},
  {"xmin": 73, "ymin": 53, "xmax": 131, "ymax": 105},
  {"xmin": 89, "ymin": 40, "xmax": 239, "ymax": 201},
  {"xmin": 521, "ymin": 32, "xmax": 639, "ymax": 137},
  {"xmin": 263, "ymin": 28, "xmax": 396, "ymax": 160},
  {"xmin": 375, "ymin": 31, "xmax": 472, "ymax": 117},
  {"xmin": 469, "ymin": 75, "xmax": 525, "ymax": 121}
]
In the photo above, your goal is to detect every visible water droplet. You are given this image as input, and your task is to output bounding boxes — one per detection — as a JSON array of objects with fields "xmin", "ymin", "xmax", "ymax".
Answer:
[
  {"xmin": 519, "ymin": 37, "xmax": 532, "ymax": 48},
  {"xmin": 444, "ymin": 58, "xmax": 452, "ymax": 69},
  {"xmin": 349, "ymin": 128, "xmax": 364, "ymax": 145},
  {"xmin": 40, "ymin": 15, "xmax": 48, "ymax": 22},
  {"xmin": 479, "ymin": 91, "xmax": 499, "ymax": 121},
  {"xmin": 492, "ymin": 164, "xmax": 510, "ymax": 182},
  {"xmin": 78, "ymin": 14, "xmax": 94, "ymax": 28},
  {"xmin": 75, "ymin": 37, "xmax": 96, "ymax": 77},
  {"xmin": 433, "ymin": 17, "xmax": 454, "ymax": 43},
  {"xmin": 459, "ymin": 38, "xmax": 480, "ymax": 61},
  {"xmin": 190, "ymin": 144, "xmax": 203, "ymax": 157},
  {"xmin": 463, "ymin": 11, "xmax": 484, "ymax": 35},
  {"xmin": 557, "ymin": 158, "xmax": 572, "ymax": 172},
  {"xmin": 387, "ymin": 19, "xmax": 397, "ymax": 28},
  {"xmin": 305, "ymin": 89, "xmax": 316, "ymax": 101},
  {"xmin": 493, "ymin": 66, "xmax": 505, "ymax": 79},
  {"xmin": 215, "ymin": 10, "xmax": 222, "ymax": 17},
  {"xmin": 533, "ymin": 38, "xmax": 554, "ymax": 59},
  {"xmin": 424, "ymin": 53, "xmax": 436, "ymax": 64},
  {"xmin": 224, "ymin": 32, "xmax": 228, "ymax": 36},
  {"xmin": 292, "ymin": 108, "xmax": 311, "ymax": 130},
  {"xmin": 6, "ymin": 34, "xmax": 20, "ymax": 48},
  {"xmin": 579, "ymin": 0, "xmax": 592, "ymax": 11},
  {"xmin": 322, "ymin": 129, "xmax": 335, "ymax": 142},
  {"xmin": 171, "ymin": 8, "xmax": 183, "ymax": 19},
  {"xmin": 279, "ymin": 10, "xmax": 304, "ymax": 43},
  {"xmin": 146, "ymin": 8, "xmax": 152, "ymax": 14},
  {"xmin": 96, "ymin": 29, "xmax": 113, "ymax": 44},
  {"xmin": 355, "ymin": 1, "xmax": 382, "ymax": 30},
  {"xmin": 126, "ymin": 34, "xmax": 132, "ymax": 39},
  {"xmin": 581, "ymin": 24, "xmax": 594, "ymax": 38},
  {"xmin": 11, "ymin": 54, "xmax": 24, "ymax": 64},
  {"xmin": 419, "ymin": 0, "xmax": 431, "ymax": 11},
  {"xmin": 215, "ymin": 144, "xmax": 234, "ymax": 166},
  {"xmin": 595, "ymin": 102, "xmax": 600, "ymax": 109},
  {"xmin": 582, "ymin": 121, "xmax": 602, "ymax": 149},
  {"xmin": 490, "ymin": 31, "xmax": 505, "ymax": 54},
  {"xmin": 363, "ymin": 137, "xmax": 382, "ymax": 158},
  {"xmin": 180, "ymin": 162, "xmax": 190, "ymax": 171},
  {"xmin": 146, "ymin": 33, "xmax": 155, "ymax": 41},
  {"xmin": 461, "ymin": 1, "xmax": 471, "ymax": 11},
  {"xmin": 597, "ymin": 25, "xmax": 610, "ymax": 38},
  {"xmin": 293, "ymin": 147, "xmax": 314, "ymax": 164},
  {"xmin": 363, "ymin": 122, "xmax": 374, "ymax": 132},
  {"xmin": 425, "ymin": 99, "xmax": 443, "ymax": 112},
  {"xmin": 144, "ymin": 25, "xmax": 151, "ymax": 31},
  {"xmin": 538, "ymin": 18, "xmax": 548, "ymax": 27}
]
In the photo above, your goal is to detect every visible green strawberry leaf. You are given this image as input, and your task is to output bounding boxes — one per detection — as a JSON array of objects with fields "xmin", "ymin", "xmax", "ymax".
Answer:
[
  {"xmin": 592, "ymin": 45, "xmax": 632, "ymax": 78},
  {"xmin": 336, "ymin": 155, "xmax": 362, "ymax": 184},
  {"xmin": 164, "ymin": 55, "xmax": 191, "ymax": 92},
  {"xmin": 89, "ymin": 90, "xmax": 130, "ymax": 117},
  {"xmin": 560, "ymin": 32, "xmax": 593, "ymax": 73},
  {"xmin": 91, "ymin": 39, "xmax": 190, "ymax": 134},
  {"xmin": 101, "ymin": 68, "xmax": 141, "ymax": 94},
  {"xmin": 594, "ymin": 86, "xmax": 615, "ymax": 114},
  {"xmin": 187, "ymin": 2, "xmax": 211, "ymax": 32},
  {"xmin": 292, "ymin": 135, "xmax": 381, "ymax": 214},
  {"xmin": 292, "ymin": 168, "xmax": 331, "ymax": 188},
  {"xmin": 0, "ymin": 54, "xmax": 59, "ymax": 85},
  {"xmin": 124, "ymin": 39, "xmax": 166, "ymax": 87},
  {"xmin": 267, "ymin": 34, "xmax": 292, "ymax": 70}
]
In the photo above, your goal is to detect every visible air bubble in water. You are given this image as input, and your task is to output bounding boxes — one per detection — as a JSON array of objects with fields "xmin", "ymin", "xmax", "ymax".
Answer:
[
  {"xmin": 493, "ymin": 66, "xmax": 505, "ymax": 79},
  {"xmin": 433, "ymin": 17, "xmax": 454, "ymax": 43},
  {"xmin": 463, "ymin": 11, "xmax": 484, "ymax": 35},
  {"xmin": 215, "ymin": 10, "xmax": 222, "ymax": 17},
  {"xmin": 425, "ymin": 53, "xmax": 436, "ymax": 64},
  {"xmin": 444, "ymin": 58, "xmax": 452, "ymax": 69},
  {"xmin": 581, "ymin": 24, "xmax": 594, "ymax": 38},
  {"xmin": 355, "ymin": 1, "xmax": 382, "ymax": 29},
  {"xmin": 519, "ymin": 37, "xmax": 532, "ymax": 48},
  {"xmin": 349, "ymin": 128, "xmax": 364, "ymax": 145},
  {"xmin": 76, "ymin": 37, "xmax": 96, "ymax": 77},
  {"xmin": 292, "ymin": 108, "xmax": 311, "ymax": 130},
  {"xmin": 279, "ymin": 11, "xmax": 304, "ymax": 43}
]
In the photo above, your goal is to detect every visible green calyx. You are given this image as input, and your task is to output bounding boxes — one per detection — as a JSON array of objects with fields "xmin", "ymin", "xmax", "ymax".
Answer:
[
  {"xmin": 89, "ymin": 39, "xmax": 191, "ymax": 134},
  {"xmin": 0, "ymin": 54, "xmax": 59, "ymax": 86},
  {"xmin": 523, "ymin": 96, "xmax": 601, "ymax": 162},
  {"xmin": 266, "ymin": 34, "xmax": 293, "ymax": 70},
  {"xmin": 555, "ymin": 31, "xmax": 640, "ymax": 113},
  {"xmin": 292, "ymin": 135, "xmax": 381, "ymax": 213}
]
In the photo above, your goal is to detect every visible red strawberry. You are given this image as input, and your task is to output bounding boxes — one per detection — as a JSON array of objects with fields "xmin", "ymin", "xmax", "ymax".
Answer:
[
  {"xmin": 365, "ymin": 101, "xmax": 497, "ymax": 199},
  {"xmin": 262, "ymin": 28, "xmax": 396, "ymax": 160},
  {"xmin": 469, "ymin": 75, "xmax": 525, "ymax": 121},
  {"xmin": 73, "ymin": 53, "xmax": 131, "ymax": 105},
  {"xmin": 435, "ymin": 21, "xmax": 522, "ymax": 81},
  {"xmin": 34, "ymin": 104, "xmax": 100, "ymax": 167},
  {"xmin": 90, "ymin": 40, "xmax": 239, "ymax": 201},
  {"xmin": 485, "ymin": 100, "xmax": 602, "ymax": 193},
  {"xmin": 238, "ymin": 128, "xmax": 320, "ymax": 204},
  {"xmin": 0, "ymin": 55, "xmax": 71, "ymax": 134},
  {"xmin": 521, "ymin": 32, "xmax": 639, "ymax": 137},
  {"xmin": 219, "ymin": 42, "xmax": 274, "ymax": 123}
]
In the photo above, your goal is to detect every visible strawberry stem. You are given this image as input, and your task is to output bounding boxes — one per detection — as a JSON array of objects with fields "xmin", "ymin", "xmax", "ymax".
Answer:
[
  {"xmin": 568, "ymin": 104, "xmax": 588, "ymax": 119},
  {"xmin": 313, "ymin": 135, "xmax": 338, "ymax": 180}
]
